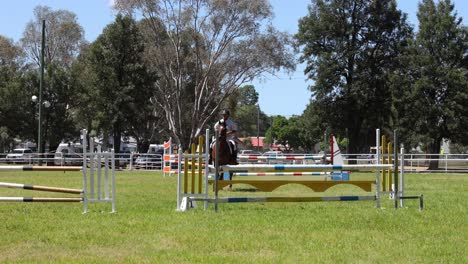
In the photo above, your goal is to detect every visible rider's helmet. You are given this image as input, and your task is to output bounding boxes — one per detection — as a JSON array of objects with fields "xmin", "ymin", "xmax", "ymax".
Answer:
[{"xmin": 221, "ymin": 109, "xmax": 230, "ymax": 116}]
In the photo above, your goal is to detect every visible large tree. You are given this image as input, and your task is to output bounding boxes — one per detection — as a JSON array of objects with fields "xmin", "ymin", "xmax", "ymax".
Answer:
[
  {"xmin": 0, "ymin": 36, "xmax": 34, "ymax": 151},
  {"xmin": 115, "ymin": 0, "xmax": 294, "ymax": 148},
  {"xmin": 21, "ymin": 6, "xmax": 84, "ymax": 68},
  {"xmin": 392, "ymin": 0, "xmax": 468, "ymax": 169},
  {"xmin": 77, "ymin": 14, "xmax": 156, "ymax": 154},
  {"xmin": 20, "ymin": 6, "xmax": 86, "ymax": 151},
  {"xmin": 295, "ymin": 0, "xmax": 412, "ymax": 155}
]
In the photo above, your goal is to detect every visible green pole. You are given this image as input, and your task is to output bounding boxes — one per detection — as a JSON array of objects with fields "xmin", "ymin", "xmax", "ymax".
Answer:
[{"xmin": 38, "ymin": 19, "xmax": 45, "ymax": 164}]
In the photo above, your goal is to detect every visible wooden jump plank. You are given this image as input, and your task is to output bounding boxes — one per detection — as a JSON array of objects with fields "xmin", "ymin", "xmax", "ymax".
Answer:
[{"xmin": 208, "ymin": 180, "xmax": 375, "ymax": 192}]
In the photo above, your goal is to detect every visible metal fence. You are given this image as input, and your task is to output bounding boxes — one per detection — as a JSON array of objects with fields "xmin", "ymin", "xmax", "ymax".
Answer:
[
  {"xmin": 1, "ymin": 152, "xmax": 466, "ymax": 173},
  {"xmin": 0, "ymin": 152, "xmax": 163, "ymax": 171},
  {"xmin": 343, "ymin": 153, "xmax": 468, "ymax": 173}
]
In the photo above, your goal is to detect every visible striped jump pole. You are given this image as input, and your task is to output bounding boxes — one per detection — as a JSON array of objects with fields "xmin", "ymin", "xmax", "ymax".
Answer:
[
  {"xmin": 0, "ymin": 182, "xmax": 84, "ymax": 203},
  {"xmin": 238, "ymin": 155, "xmax": 324, "ymax": 161},
  {"xmin": 191, "ymin": 195, "xmax": 377, "ymax": 203},
  {"xmin": 0, "ymin": 166, "xmax": 81, "ymax": 171},
  {"xmin": 0, "ymin": 182, "xmax": 83, "ymax": 194},
  {"xmin": 0, "ymin": 197, "xmax": 83, "ymax": 202},
  {"xmin": 219, "ymin": 164, "xmax": 393, "ymax": 173},
  {"xmin": 232, "ymin": 172, "xmax": 328, "ymax": 176}
]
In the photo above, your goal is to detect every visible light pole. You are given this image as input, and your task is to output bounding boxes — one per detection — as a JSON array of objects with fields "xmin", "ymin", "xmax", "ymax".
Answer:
[
  {"xmin": 37, "ymin": 19, "xmax": 46, "ymax": 163},
  {"xmin": 256, "ymin": 103, "xmax": 260, "ymax": 152},
  {"xmin": 31, "ymin": 95, "xmax": 50, "ymax": 162}
]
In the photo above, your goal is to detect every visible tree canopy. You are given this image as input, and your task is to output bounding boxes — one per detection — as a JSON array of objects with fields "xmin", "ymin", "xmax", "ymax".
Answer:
[
  {"xmin": 115, "ymin": 0, "xmax": 295, "ymax": 148},
  {"xmin": 295, "ymin": 0, "xmax": 412, "ymax": 154}
]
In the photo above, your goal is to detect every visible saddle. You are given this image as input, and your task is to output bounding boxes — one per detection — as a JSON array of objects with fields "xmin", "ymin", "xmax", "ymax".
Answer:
[{"xmin": 210, "ymin": 139, "xmax": 236, "ymax": 154}]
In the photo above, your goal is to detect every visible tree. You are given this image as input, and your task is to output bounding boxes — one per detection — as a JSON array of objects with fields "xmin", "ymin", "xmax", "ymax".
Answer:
[
  {"xmin": 19, "ymin": 6, "xmax": 86, "ymax": 151},
  {"xmin": 77, "ymin": 15, "xmax": 157, "ymax": 155},
  {"xmin": 392, "ymin": 0, "xmax": 468, "ymax": 169},
  {"xmin": 21, "ymin": 6, "xmax": 84, "ymax": 68},
  {"xmin": 264, "ymin": 115, "xmax": 301, "ymax": 152},
  {"xmin": 295, "ymin": 0, "xmax": 412, "ymax": 157},
  {"xmin": 0, "ymin": 36, "xmax": 35, "ymax": 150},
  {"xmin": 297, "ymin": 101, "xmax": 330, "ymax": 152},
  {"xmin": 224, "ymin": 85, "xmax": 269, "ymax": 138},
  {"xmin": 115, "ymin": 0, "xmax": 294, "ymax": 149}
]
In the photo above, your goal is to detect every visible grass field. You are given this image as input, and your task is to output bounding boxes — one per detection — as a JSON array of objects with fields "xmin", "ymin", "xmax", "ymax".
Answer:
[{"xmin": 0, "ymin": 170, "xmax": 466, "ymax": 263}]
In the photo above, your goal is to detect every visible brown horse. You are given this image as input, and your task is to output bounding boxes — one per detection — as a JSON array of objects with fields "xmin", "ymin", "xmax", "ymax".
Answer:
[{"xmin": 211, "ymin": 125, "xmax": 237, "ymax": 182}]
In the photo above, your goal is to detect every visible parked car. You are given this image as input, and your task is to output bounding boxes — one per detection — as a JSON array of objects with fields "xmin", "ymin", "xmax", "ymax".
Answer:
[
  {"xmin": 263, "ymin": 150, "xmax": 283, "ymax": 156},
  {"xmin": 6, "ymin": 148, "xmax": 34, "ymax": 164},
  {"xmin": 239, "ymin": 150, "xmax": 261, "ymax": 155},
  {"xmin": 54, "ymin": 143, "xmax": 83, "ymax": 166},
  {"xmin": 148, "ymin": 144, "xmax": 164, "ymax": 154},
  {"xmin": 134, "ymin": 154, "xmax": 162, "ymax": 170}
]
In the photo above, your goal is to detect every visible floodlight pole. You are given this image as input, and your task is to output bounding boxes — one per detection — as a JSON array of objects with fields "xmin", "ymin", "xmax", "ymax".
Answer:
[{"xmin": 38, "ymin": 19, "xmax": 45, "ymax": 164}]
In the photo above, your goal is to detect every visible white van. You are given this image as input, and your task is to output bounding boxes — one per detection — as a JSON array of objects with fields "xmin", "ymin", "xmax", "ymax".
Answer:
[
  {"xmin": 148, "ymin": 144, "xmax": 164, "ymax": 155},
  {"xmin": 54, "ymin": 143, "xmax": 83, "ymax": 166},
  {"xmin": 6, "ymin": 148, "xmax": 34, "ymax": 164}
]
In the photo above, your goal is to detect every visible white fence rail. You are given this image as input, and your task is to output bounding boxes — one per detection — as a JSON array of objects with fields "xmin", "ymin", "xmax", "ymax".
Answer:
[
  {"xmin": 0, "ymin": 152, "xmax": 163, "ymax": 171},
  {"xmin": 343, "ymin": 153, "xmax": 468, "ymax": 172},
  {"xmin": 0, "ymin": 152, "xmax": 466, "ymax": 173}
]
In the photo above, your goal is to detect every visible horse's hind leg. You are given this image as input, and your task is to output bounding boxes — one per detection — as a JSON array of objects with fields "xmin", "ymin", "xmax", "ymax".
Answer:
[{"xmin": 217, "ymin": 172, "xmax": 232, "ymax": 191}]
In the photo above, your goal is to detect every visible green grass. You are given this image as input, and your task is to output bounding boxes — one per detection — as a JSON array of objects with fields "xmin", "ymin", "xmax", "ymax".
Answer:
[{"xmin": 0, "ymin": 170, "xmax": 466, "ymax": 263}]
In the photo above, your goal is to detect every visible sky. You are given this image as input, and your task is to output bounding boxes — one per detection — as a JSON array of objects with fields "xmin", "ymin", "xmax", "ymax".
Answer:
[{"xmin": 0, "ymin": 0, "xmax": 467, "ymax": 117}]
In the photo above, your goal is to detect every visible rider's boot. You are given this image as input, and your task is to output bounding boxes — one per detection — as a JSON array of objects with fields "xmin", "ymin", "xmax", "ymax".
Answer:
[
  {"xmin": 209, "ymin": 148, "xmax": 213, "ymax": 164},
  {"xmin": 233, "ymin": 150, "xmax": 238, "ymax": 165}
]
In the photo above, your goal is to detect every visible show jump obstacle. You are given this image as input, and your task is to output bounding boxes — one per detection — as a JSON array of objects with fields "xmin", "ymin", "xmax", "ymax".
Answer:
[
  {"xmin": 176, "ymin": 129, "xmax": 423, "ymax": 212},
  {"xmin": 0, "ymin": 129, "xmax": 116, "ymax": 213}
]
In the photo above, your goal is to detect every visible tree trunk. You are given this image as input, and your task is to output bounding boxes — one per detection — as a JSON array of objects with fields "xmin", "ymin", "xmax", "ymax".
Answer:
[
  {"xmin": 428, "ymin": 137, "xmax": 441, "ymax": 170},
  {"xmin": 113, "ymin": 125, "xmax": 121, "ymax": 168}
]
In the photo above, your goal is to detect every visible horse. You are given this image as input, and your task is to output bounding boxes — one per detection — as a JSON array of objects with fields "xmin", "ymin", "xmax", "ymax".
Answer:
[{"xmin": 210, "ymin": 125, "xmax": 237, "ymax": 184}]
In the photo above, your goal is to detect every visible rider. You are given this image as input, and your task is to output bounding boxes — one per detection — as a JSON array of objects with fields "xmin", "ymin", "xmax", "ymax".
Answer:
[{"xmin": 210, "ymin": 109, "xmax": 238, "ymax": 164}]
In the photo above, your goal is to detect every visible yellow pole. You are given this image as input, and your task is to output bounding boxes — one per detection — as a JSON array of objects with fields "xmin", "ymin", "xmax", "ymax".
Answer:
[
  {"xmin": 388, "ymin": 142, "xmax": 393, "ymax": 192},
  {"xmin": 183, "ymin": 151, "xmax": 188, "ymax": 194},
  {"xmin": 381, "ymin": 135, "xmax": 387, "ymax": 191},
  {"xmin": 198, "ymin": 136, "xmax": 203, "ymax": 194},
  {"xmin": 191, "ymin": 143, "xmax": 196, "ymax": 194}
]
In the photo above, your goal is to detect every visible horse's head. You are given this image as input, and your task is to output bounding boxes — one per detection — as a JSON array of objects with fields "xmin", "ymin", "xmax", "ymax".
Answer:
[{"xmin": 218, "ymin": 121, "xmax": 227, "ymax": 140}]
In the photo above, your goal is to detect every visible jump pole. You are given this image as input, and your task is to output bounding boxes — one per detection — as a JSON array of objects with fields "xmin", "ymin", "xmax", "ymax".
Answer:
[
  {"xmin": 394, "ymin": 129, "xmax": 399, "ymax": 209},
  {"xmin": 191, "ymin": 195, "xmax": 377, "ymax": 203},
  {"xmin": 82, "ymin": 129, "xmax": 89, "ymax": 213},
  {"xmin": 375, "ymin": 129, "xmax": 381, "ymax": 208},
  {"xmin": 0, "ymin": 166, "xmax": 81, "ymax": 171},
  {"xmin": 218, "ymin": 164, "xmax": 393, "ymax": 173},
  {"xmin": 0, "ymin": 182, "xmax": 82, "ymax": 194},
  {"xmin": 0, "ymin": 197, "xmax": 83, "ymax": 202},
  {"xmin": 214, "ymin": 129, "xmax": 220, "ymax": 213},
  {"xmin": 400, "ymin": 147, "xmax": 405, "ymax": 207}
]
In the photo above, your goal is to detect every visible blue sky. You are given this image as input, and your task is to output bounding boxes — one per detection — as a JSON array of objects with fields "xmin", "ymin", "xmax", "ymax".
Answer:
[{"xmin": 1, "ymin": 0, "xmax": 467, "ymax": 116}]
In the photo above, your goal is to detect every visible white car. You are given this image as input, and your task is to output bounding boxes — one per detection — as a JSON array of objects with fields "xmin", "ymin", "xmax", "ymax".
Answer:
[
  {"xmin": 6, "ymin": 148, "xmax": 34, "ymax": 164},
  {"xmin": 239, "ymin": 150, "xmax": 261, "ymax": 155},
  {"xmin": 263, "ymin": 151, "xmax": 283, "ymax": 156}
]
